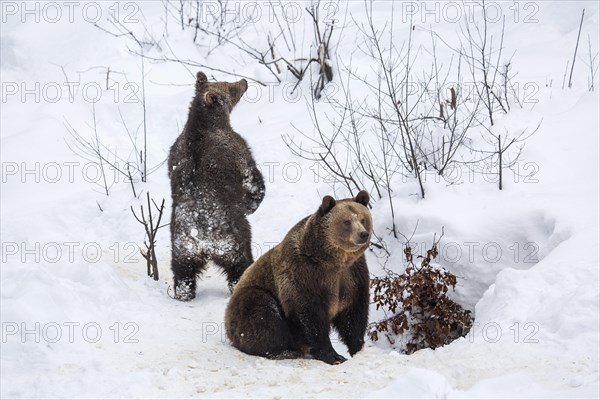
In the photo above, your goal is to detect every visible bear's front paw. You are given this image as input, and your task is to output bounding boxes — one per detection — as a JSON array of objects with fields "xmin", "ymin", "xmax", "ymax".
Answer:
[
  {"xmin": 330, "ymin": 353, "xmax": 348, "ymax": 365},
  {"xmin": 313, "ymin": 349, "xmax": 347, "ymax": 365},
  {"xmin": 348, "ymin": 339, "xmax": 365, "ymax": 356}
]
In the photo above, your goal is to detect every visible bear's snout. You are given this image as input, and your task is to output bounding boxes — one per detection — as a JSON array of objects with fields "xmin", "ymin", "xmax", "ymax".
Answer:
[
  {"xmin": 358, "ymin": 231, "xmax": 370, "ymax": 243},
  {"xmin": 240, "ymin": 79, "xmax": 248, "ymax": 90}
]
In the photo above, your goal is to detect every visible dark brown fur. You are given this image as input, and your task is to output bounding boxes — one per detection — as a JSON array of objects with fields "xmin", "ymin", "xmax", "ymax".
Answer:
[
  {"xmin": 225, "ymin": 191, "xmax": 371, "ymax": 364},
  {"xmin": 168, "ymin": 71, "xmax": 265, "ymax": 301}
]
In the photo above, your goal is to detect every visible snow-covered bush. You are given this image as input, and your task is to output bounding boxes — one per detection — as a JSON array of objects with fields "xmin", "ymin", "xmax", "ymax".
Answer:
[{"xmin": 284, "ymin": 2, "xmax": 539, "ymax": 198}]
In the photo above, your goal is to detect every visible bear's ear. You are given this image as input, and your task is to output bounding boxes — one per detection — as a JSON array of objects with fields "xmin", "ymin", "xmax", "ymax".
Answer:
[
  {"xmin": 195, "ymin": 72, "xmax": 208, "ymax": 92},
  {"xmin": 318, "ymin": 195, "xmax": 336, "ymax": 216},
  {"xmin": 355, "ymin": 190, "xmax": 370, "ymax": 207},
  {"xmin": 196, "ymin": 71, "xmax": 208, "ymax": 82}
]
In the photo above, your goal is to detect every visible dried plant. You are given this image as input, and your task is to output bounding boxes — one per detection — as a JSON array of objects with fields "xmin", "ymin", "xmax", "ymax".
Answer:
[{"xmin": 369, "ymin": 231, "xmax": 473, "ymax": 354}]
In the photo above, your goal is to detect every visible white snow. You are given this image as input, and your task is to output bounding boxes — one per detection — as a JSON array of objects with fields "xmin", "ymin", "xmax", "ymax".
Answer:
[{"xmin": 1, "ymin": 1, "xmax": 599, "ymax": 399}]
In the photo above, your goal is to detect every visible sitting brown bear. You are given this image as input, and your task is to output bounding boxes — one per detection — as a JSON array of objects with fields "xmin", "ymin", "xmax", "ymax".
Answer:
[{"xmin": 225, "ymin": 191, "xmax": 372, "ymax": 364}]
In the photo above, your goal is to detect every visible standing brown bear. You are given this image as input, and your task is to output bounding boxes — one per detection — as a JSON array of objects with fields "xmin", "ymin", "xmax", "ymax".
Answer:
[
  {"xmin": 225, "ymin": 191, "xmax": 372, "ymax": 364},
  {"xmin": 168, "ymin": 71, "xmax": 265, "ymax": 301}
]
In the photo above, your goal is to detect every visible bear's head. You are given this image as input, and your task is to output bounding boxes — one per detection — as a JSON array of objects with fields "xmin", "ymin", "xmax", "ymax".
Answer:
[
  {"xmin": 195, "ymin": 71, "xmax": 248, "ymax": 113},
  {"xmin": 318, "ymin": 190, "xmax": 372, "ymax": 253}
]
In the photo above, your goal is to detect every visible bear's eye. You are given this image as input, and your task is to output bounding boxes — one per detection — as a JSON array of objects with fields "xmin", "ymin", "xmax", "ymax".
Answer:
[
  {"xmin": 361, "ymin": 219, "xmax": 366, "ymax": 225},
  {"xmin": 344, "ymin": 220, "xmax": 351, "ymax": 226}
]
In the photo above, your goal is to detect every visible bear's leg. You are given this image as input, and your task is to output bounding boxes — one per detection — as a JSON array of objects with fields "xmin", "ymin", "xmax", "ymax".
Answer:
[
  {"xmin": 223, "ymin": 252, "xmax": 252, "ymax": 293},
  {"xmin": 332, "ymin": 305, "xmax": 368, "ymax": 356},
  {"xmin": 332, "ymin": 271, "xmax": 369, "ymax": 354},
  {"xmin": 213, "ymin": 223, "xmax": 254, "ymax": 292},
  {"xmin": 171, "ymin": 233, "xmax": 210, "ymax": 301},
  {"xmin": 171, "ymin": 254, "xmax": 208, "ymax": 301},
  {"xmin": 213, "ymin": 252, "xmax": 252, "ymax": 293},
  {"xmin": 225, "ymin": 287, "xmax": 299, "ymax": 359},
  {"xmin": 332, "ymin": 259, "xmax": 370, "ymax": 355},
  {"xmin": 170, "ymin": 202, "xmax": 212, "ymax": 301}
]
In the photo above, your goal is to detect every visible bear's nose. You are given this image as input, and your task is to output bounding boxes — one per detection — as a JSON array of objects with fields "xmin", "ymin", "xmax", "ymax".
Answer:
[{"xmin": 359, "ymin": 231, "xmax": 369, "ymax": 242}]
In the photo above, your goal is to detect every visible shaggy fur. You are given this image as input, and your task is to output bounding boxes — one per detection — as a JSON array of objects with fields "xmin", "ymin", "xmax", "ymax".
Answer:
[
  {"xmin": 168, "ymin": 71, "xmax": 265, "ymax": 301},
  {"xmin": 225, "ymin": 191, "xmax": 372, "ymax": 364}
]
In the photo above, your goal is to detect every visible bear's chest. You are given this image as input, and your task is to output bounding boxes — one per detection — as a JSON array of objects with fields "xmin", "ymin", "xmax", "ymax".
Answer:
[{"xmin": 326, "ymin": 274, "xmax": 351, "ymax": 320}]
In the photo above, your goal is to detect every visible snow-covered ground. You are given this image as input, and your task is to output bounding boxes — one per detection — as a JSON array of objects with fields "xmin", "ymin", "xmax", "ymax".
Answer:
[{"xmin": 1, "ymin": 1, "xmax": 599, "ymax": 398}]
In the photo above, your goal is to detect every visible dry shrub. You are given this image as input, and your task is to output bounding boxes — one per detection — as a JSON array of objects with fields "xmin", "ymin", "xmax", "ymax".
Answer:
[{"xmin": 368, "ymin": 233, "xmax": 473, "ymax": 354}]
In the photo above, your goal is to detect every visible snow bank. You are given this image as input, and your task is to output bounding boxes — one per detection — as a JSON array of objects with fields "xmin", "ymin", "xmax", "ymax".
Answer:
[{"xmin": 1, "ymin": 1, "xmax": 598, "ymax": 398}]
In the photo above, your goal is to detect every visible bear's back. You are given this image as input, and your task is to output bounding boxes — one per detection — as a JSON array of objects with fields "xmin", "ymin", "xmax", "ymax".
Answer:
[{"xmin": 169, "ymin": 125, "xmax": 250, "ymax": 208}]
